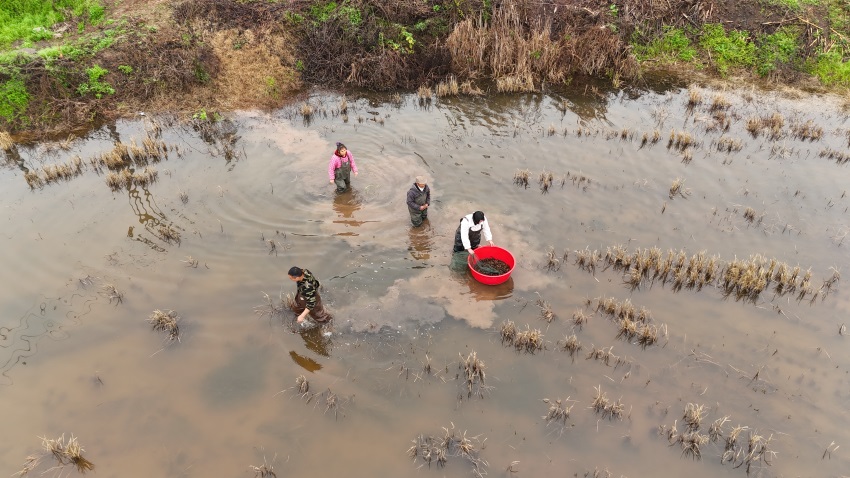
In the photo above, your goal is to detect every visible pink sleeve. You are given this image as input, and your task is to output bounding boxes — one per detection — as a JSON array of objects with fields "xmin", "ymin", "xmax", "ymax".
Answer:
[
  {"xmin": 348, "ymin": 152, "xmax": 358, "ymax": 174},
  {"xmin": 328, "ymin": 156, "xmax": 338, "ymax": 180}
]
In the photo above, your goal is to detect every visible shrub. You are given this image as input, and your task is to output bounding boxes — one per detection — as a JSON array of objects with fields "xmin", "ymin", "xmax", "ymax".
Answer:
[{"xmin": 77, "ymin": 64, "xmax": 115, "ymax": 98}]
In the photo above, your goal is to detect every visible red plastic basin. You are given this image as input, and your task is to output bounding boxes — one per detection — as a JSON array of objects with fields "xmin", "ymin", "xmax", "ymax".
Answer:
[{"xmin": 468, "ymin": 245, "xmax": 515, "ymax": 285}]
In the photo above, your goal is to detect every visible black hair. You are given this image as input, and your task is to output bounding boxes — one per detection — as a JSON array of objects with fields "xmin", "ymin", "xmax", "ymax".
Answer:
[
  {"xmin": 472, "ymin": 211, "xmax": 485, "ymax": 224},
  {"xmin": 335, "ymin": 142, "xmax": 347, "ymax": 154},
  {"xmin": 288, "ymin": 266, "xmax": 303, "ymax": 277}
]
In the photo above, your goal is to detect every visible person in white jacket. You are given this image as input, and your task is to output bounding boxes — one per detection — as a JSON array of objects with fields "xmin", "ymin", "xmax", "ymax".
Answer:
[{"xmin": 450, "ymin": 211, "xmax": 495, "ymax": 271}]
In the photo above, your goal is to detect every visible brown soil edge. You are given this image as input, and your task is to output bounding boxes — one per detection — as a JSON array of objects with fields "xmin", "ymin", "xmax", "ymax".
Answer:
[{"xmin": 1, "ymin": 0, "xmax": 848, "ymax": 142}]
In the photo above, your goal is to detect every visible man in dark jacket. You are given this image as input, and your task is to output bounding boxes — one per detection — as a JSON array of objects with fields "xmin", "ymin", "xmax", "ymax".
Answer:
[{"xmin": 406, "ymin": 176, "xmax": 431, "ymax": 227}]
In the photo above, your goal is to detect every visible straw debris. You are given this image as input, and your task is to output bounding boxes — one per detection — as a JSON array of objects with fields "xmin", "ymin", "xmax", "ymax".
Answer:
[
  {"xmin": 148, "ymin": 309, "xmax": 180, "ymax": 342},
  {"xmin": 17, "ymin": 434, "xmax": 95, "ymax": 476},
  {"xmin": 459, "ymin": 351, "xmax": 488, "ymax": 398}
]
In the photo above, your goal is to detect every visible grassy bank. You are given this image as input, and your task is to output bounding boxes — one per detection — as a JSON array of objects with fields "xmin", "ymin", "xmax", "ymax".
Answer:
[{"xmin": 1, "ymin": 0, "xmax": 849, "ymax": 137}]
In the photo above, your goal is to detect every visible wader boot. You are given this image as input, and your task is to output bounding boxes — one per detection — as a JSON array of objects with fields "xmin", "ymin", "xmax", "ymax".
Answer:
[
  {"xmin": 409, "ymin": 188, "xmax": 428, "ymax": 226},
  {"xmin": 334, "ymin": 159, "xmax": 352, "ymax": 193}
]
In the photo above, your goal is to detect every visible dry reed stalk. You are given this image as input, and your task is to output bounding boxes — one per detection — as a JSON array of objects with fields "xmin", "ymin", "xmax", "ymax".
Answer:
[
  {"xmin": 417, "ymin": 85, "xmax": 433, "ymax": 105},
  {"xmin": 0, "ymin": 131, "xmax": 13, "ymax": 150},
  {"xmin": 496, "ymin": 74, "xmax": 535, "ymax": 93},
  {"xmin": 669, "ymin": 177, "xmax": 690, "ymax": 199},
  {"xmin": 148, "ymin": 309, "xmax": 180, "ymax": 341},
  {"xmin": 709, "ymin": 416, "xmax": 730, "ymax": 443},
  {"xmin": 743, "ymin": 207, "xmax": 757, "ymax": 223},
  {"xmin": 459, "ymin": 81, "xmax": 483, "ymax": 96},
  {"xmin": 717, "ymin": 137, "xmax": 743, "ymax": 152},
  {"xmin": 538, "ymin": 171, "xmax": 554, "ymax": 194},
  {"xmin": 435, "ymin": 76, "xmax": 460, "ymax": 97}
]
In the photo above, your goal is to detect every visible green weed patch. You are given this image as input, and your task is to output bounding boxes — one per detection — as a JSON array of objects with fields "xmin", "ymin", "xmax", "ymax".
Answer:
[
  {"xmin": 633, "ymin": 27, "xmax": 697, "ymax": 63},
  {"xmin": 0, "ymin": 0, "xmax": 104, "ymax": 47},
  {"xmin": 699, "ymin": 24, "xmax": 756, "ymax": 75},
  {"xmin": 755, "ymin": 27, "xmax": 800, "ymax": 76},
  {"xmin": 0, "ymin": 77, "xmax": 29, "ymax": 121}
]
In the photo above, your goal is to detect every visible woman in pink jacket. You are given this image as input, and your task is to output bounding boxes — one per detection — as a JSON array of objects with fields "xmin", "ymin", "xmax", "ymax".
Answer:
[{"xmin": 328, "ymin": 142, "xmax": 358, "ymax": 192}]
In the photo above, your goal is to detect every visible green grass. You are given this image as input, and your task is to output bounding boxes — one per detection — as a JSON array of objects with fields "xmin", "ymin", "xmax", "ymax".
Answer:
[
  {"xmin": 755, "ymin": 27, "xmax": 800, "ymax": 75},
  {"xmin": 810, "ymin": 48, "xmax": 850, "ymax": 86},
  {"xmin": 633, "ymin": 27, "xmax": 697, "ymax": 63},
  {"xmin": 77, "ymin": 64, "xmax": 114, "ymax": 98},
  {"xmin": 0, "ymin": 77, "xmax": 29, "ymax": 121},
  {"xmin": 760, "ymin": 0, "xmax": 820, "ymax": 11},
  {"xmin": 0, "ymin": 0, "xmax": 105, "ymax": 47},
  {"xmin": 699, "ymin": 23, "xmax": 756, "ymax": 75}
]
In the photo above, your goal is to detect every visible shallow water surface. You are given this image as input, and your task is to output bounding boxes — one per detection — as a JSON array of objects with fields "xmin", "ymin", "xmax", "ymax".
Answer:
[{"xmin": 1, "ymin": 84, "xmax": 849, "ymax": 477}]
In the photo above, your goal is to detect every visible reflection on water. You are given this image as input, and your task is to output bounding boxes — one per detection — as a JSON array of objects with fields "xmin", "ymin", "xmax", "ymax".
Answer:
[
  {"xmin": 296, "ymin": 325, "xmax": 332, "ymax": 358},
  {"xmin": 407, "ymin": 220, "xmax": 433, "ymax": 261},
  {"xmin": 331, "ymin": 188, "xmax": 375, "ymax": 231},
  {"xmin": 289, "ymin": 350, "xmax": 323, "ymax": 372}
]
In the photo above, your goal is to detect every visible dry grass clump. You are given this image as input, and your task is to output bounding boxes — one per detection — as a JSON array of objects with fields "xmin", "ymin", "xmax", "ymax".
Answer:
[
  {"xmin": 495, "ymin": 74, "xmax": 535, "ymax": 93},
  {"xmin": 818, "ymin": 148, "xmax": 850, "ymax": 165},
  {"xmin": 500, "ymin": 322, "xmax": 540, "ymax": 354},
  {"xmin": 300, "ymin": 103, "xmax": 313, "ymax": 119},
  {"xmin": 0, "ymin": 130, "xmax": 13, "ymax": 151},
  {"xmin": 102, "ymin": 284, "xmax": 123, "ymax": 305},
  {"xmin": 558, "ymin": 334, "xmax": 582, "ymax": 360},
  {"xmin": 791, "ymin": 120, "xmax": 823, "ymax": 141},
  {"xmin": 536, "ymin": 296, "xmax": 555, "ymax": 323},
  {"xmin": 538, "ymin": 171, "xmax": 554, "ymax": 194},
  {"xmin": 747, "ymin": 112, "xmax": 784, "ymax": 139},
  {"xmin": 591, "ymin": 385, "xmax": 624, "ymax": 420},
  {"xmin": 585, "ymin": 344, "xmax": 624, "ymax": 367},
  {"xmin": 683, "ymin": 403, "xmax": 707, "ymax": 432},
  {"xmin": 743, "ymin": 207, "xmax": 758, "ymax": 223},
  {"xmin": 667, "ymin": 130, "xmax": 697, "ymax": 152},
  {"xmin": 436, "ymin": 76, "xmax": 460, "ymax": 97},
  {"xmin": 669, "ymin": 177, "xmax": 690, "ymax": 199},
  {"xmin": 572, "ymin": 309, "xmax": 589, "ymax": 328},
  {"xmin": 24, "ymin": 170, "xmax": 44, "ymax": 189},
  {"xmin": 513, "ymin": 169, "xmax": 530, "ymax": 188},
  {"xmin": 459, "ymin": 351, "xmax": 488, "ymax": 399},
  {"xmin": 17, "ymin": 434, "xmax": 95, "ymax": 476},
  {"xmin": 105, "ymin": 169, "xmax": 132, "ymax": 191},
  {"xmin": 545, "ymin": 247, "xmax": 561, "ymax": 271},
  {"xmin": 132, "ymin": 166, "xmax": 159, "ymax": 188},
  {"xmin": 499, "ymin": 320, "xmax": 518, "ymax": 345},
  {"xmin": 543, "ymin": 397, "xmax": 574, "ymax": 429},
  {"xmin": 709, "ymin": 93, "xmax": 731, "ymax": 111},
  {"xmin": 417, "ymin": 85, "xmax": 433, "ymax": 105},
  {"xmin": 148, "ymin": 309, "xmax": 180, "ymax": 342},
  {"xmin": 158, "ymin": 225, "xmax": 181, "ymax": 244},
  {"xmin": 459, "ymin": 81, "xmax": 483, "ymax": 96},
  {"xmin": 686, "ymin": 86, "xmax": 702, "ymax": 108},
  {"xmin": 574, "ymin": 247, "xmax": 601, "ymax": 274},
  {"xmin": 716, "ymin": 137, "xmax": 743, "ymax": 153},
  {"xmin": 681, "ymin": 149, "xmax": 693, "ymax": 164},
  {"xmin": 407, "ymin": 425, "xmax": 487, "ymax": 475},
  {"xmin": 250, "ymin": 461, "xmax": 276, "ymax": 478}
]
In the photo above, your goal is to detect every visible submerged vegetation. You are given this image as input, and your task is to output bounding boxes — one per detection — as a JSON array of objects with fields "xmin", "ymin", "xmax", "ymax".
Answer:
[{"xmin": 1, "ymin": 0, "xmax": 849, "ymax": 136}]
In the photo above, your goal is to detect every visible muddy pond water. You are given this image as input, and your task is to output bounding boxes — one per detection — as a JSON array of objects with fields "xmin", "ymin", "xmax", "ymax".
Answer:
[{"xmin": 1, "ymin": 82, "xmax": 849, "ymax": 477}]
